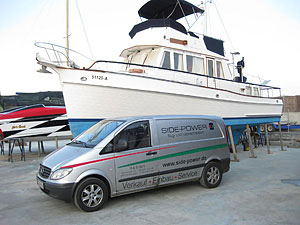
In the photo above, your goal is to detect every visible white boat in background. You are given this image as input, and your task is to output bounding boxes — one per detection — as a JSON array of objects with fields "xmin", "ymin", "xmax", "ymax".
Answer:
[{"xmin": 36, "ymin": 0, "xmax": 282, "ymax": 141}]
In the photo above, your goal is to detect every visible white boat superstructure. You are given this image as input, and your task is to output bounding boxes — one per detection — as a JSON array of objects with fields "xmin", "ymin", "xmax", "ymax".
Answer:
[{"xmin": 36, "ymin": 0, "xmax": 282, "ymax": 138}]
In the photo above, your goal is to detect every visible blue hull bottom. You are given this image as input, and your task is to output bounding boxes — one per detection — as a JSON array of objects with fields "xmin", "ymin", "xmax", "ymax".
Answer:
[
  {"xmin": 224, "ymin": 116, "xmax": 281, "ymax": 144},
  {"xmin": 68, "ymin": 116, "xmax": 281, "ymax": 144}
]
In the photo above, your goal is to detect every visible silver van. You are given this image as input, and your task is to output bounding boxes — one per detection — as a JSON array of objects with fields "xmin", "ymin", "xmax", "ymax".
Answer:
[{"xmin": 37, "ymin": 115, "xmax": 230, "ymax": 212}]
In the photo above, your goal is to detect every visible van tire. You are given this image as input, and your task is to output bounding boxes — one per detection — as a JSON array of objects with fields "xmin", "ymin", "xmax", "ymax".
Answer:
[
  {"xmin": 74, "ymin": 177, "xmax": 108, "ymax": 212},
  {"xmin": 200, "ymin": 162, "xmax": 222, "ymax": 188}
]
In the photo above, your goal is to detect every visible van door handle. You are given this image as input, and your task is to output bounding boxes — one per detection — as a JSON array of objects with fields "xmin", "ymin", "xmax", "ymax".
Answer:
[{"xmin": 146, "ymin": 151, "xmax": 157, "ymax": 156}]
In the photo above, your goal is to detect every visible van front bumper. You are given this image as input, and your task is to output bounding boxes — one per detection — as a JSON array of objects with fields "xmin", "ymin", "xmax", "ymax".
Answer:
[{"xmin": 37, "ymin": 176, "xmax": 75, "ymax": 202}]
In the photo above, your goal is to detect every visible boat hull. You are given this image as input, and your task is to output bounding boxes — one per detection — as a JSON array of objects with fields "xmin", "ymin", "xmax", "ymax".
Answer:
[
  {"xmin": 55, "ymin": 68, "xmax": 283, "ymax": 137},
  {"xmin": 0, "ymin": 105, "xmax": 72, "ymax": 140}
]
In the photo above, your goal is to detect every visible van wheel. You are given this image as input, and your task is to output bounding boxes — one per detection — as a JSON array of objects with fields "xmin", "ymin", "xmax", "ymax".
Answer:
[
  {"xmin": 200, "ymin": 162, "xmax": 222, "ymax": 188},
  {"xmin": 74, "ymin": 177, "xmax": 108, "ymax": 212}
]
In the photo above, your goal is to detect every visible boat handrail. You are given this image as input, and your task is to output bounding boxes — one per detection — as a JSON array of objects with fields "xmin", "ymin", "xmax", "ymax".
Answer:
[
  {"xmin": 35, "ymin": 42, "xmax": 93, "ymax": 67},
  {"xmin": 87, "ymin": 60, "xmax": 281, "ymax": 91}
]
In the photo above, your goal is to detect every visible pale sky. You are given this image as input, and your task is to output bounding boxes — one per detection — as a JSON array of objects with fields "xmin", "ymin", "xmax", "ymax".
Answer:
[{"xmin": 0, "ymin": 0, "xmax": 300, "ymax": 96}]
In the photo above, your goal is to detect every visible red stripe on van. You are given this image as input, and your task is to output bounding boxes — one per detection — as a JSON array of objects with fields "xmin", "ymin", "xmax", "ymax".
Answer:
[{"xmin": 60, "ymin": 145, "xmax": 176, "ymax": 169}]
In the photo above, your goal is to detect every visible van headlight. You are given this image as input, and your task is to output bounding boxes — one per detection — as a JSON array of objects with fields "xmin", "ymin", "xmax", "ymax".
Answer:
[{"xmin": 50, "ymin": 168, "xmax": 73, "ymax": 180}]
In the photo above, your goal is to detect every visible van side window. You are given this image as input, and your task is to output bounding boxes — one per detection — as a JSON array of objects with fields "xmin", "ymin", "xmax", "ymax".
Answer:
[
  {"xmin": 100, "ymin": 142, "xmax": 114, "ymax": 155},
  {"xmin": 115, "ymin": 121, "xmax": 151, "ymax": 152}
]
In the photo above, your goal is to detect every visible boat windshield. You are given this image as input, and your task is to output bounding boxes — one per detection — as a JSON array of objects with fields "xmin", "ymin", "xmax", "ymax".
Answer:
[
  {"xmin": 126, "ymin": 48, "xmax": 160, "ymax": 66},
  {"xmin": 72, "ymin": 120, "xmax": 125, "ymax": 148}
]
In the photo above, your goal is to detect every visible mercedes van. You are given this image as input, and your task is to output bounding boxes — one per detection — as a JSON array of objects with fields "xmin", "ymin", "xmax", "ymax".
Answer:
[{"xmin": 37, "ymin": 115, "xmax": 230, "ymax": 212}]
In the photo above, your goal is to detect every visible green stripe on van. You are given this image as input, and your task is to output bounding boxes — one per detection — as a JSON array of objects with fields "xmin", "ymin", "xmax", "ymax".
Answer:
[{"xmin": 118, "ymin": 143, "xmax": 227, "ymax": 169}]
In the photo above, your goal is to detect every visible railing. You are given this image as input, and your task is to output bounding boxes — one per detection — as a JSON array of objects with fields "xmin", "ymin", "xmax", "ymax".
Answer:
[
  {"xmin": 87, "ymin": 60, "xmax": 282, "ymax": 98},
  {"xmin": 35, "ymin": 43, "xmax": 281, "ymax": 99},
  {"xmin": 35, "ymin": 42, "xmax": 93, "ymax": 68}
]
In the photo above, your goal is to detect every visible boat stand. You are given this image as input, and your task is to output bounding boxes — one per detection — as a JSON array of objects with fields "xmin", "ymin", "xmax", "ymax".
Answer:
[
  {"xmin": 246, "ymin": 125, "xmax": 257, "ymax": 158},
  {"xmin": 0, "ymin": 140, "xmax": 4, "ymax": 155},
  {"xmin": 8, "ymin": 138, "xmax": 25, "ymax": 162},
  {"xmin": 227, "ymin": 125, "xmax": 239, "ymax": 162},
  {"xmin": 264, "ymin": 124, "xmax": 271, "ymax": 154},
  {"xmin": 278, "ymin": 122, "xmax": 286, "ymax": 151},
  {"xmin": 37, "ymin": 141, "xmax": 45, "ymax": 157}
]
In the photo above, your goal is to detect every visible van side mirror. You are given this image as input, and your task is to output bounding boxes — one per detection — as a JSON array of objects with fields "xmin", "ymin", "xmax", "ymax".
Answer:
[{"xmin": 115, "ymin": 138, "xmax": 128, "ymax": 152}]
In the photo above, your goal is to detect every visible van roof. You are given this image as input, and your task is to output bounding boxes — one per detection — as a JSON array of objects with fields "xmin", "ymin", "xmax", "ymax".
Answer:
[{"xmin": 109, "ymin": 115, "xmax": 223, "ymax": 122}]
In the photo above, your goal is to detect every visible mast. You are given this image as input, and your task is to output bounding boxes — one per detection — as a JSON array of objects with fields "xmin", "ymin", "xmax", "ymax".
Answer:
[{"xmin": 66, "ymin": 0, "xmax": 69, "ymax": 66}]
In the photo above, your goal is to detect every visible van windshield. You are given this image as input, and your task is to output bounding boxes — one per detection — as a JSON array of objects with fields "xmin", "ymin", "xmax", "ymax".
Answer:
[{"xmin": 72, "ymin": 120, "xmax": 125, "ymax": 148}]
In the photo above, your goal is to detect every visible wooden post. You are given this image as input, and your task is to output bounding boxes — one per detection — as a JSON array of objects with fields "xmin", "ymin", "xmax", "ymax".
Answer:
[
  {"xmin": 56, "ymin": 137, "xmax": 59, "ymax": 149},
  {"xmin": 246, "ymin": 124, "xmax": 257, "ymax": 158},
  {"xmin": 278, "ymin": 122, "xmax": 285, "ymax": 151},
  {"xmin": 264, "ymin": 124, "xmax": 271, "ymax": 154},
  {"xmin": 227, "ymin": 126, "xmax": 239, "ymax": 162},
  {"xmin": 253, "ymin": 126, "xmax": 258, "ymax": 148}
]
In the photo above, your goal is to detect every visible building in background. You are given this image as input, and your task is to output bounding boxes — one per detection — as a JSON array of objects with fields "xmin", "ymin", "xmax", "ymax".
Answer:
[
  {"xmin": 0, "ymin": 92, "xmax": 65, "ymax": 111},
  {"xmin": 282, "ymin": 96, "xmax": 300, "ymax": 125}
]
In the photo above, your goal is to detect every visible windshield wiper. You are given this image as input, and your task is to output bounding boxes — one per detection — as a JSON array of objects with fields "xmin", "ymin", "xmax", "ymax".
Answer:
[{"xmin": 69, "ymin": 140, "xmax": 87, "ymax": 148}]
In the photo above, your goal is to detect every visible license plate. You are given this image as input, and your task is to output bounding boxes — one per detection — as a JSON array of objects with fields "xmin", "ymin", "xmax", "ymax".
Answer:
[{"xmin": 37, "ymin": 179, "xmax": 44, "ymax": 190}]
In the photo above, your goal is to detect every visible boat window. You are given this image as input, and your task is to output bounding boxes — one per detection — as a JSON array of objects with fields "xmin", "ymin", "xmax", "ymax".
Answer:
[
  {"xmin": 186, "ymin": 55, "xmax": 204, "ymax": 74},
  {"xmin": 207, "ymin": 59, "xmax": 214, "ymax": 77},
  {"xmin": 161, "ymin": 51, "xmax": 171, "ymax": 69},
  {"xmin": 144, "ymin": 48, "xmax": 160, "ymax": 66},
  {"xmin": 174, "ymin": 53, "xmax": 184, "ymax": 71},
  {"xmin": 246, "ymin": 86, "xmax": 252, "ymax": 95},
  {"xmin": 128, "ymin": 50, "xmax": 148, "ymax": 65},
  {"xmin": 216, "ymin": 61, "xmax": 224, "ymax": 78},
  {"xmin": 253, "ymin": 87, "xmax": 259, "ymax": 96}
]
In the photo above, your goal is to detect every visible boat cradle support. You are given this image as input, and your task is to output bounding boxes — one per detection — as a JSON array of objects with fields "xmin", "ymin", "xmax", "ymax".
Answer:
[{"xmin": 224, "ymin": 116, "xmax": 284, "ymax": 161}]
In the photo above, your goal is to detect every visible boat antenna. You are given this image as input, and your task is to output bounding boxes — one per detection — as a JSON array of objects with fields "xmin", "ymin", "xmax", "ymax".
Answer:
[{"xmin": 75, "ymin": 0, "xmax": 94, "ymax": 60}]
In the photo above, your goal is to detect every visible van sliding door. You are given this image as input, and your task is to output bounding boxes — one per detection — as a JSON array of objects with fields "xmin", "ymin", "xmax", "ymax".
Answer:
[
  {"xmin": 113, "ymin": 120, "xmax": 159, "ymax": 193},
  {"xmin": 155, "ymin": 119, "xmax": 224, "ymax": 186}
]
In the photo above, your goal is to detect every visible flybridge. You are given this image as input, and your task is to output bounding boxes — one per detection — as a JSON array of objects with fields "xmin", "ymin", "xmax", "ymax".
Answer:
[
  {"xmin": 130, "ymin": 0, "xmax": 204, "ymax": 38},
  {"xmin": 129, "ymin": 0, "xmax": 224, "ymax": 57}
]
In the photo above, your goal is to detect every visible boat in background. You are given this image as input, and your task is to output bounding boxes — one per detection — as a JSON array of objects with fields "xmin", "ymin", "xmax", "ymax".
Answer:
[
  {"xmin": 0, "ymin": 104, "xmax": 72, "ymax": 140},
  {"xmin": 36, "ymin": 0, "xmax": 282, "ymax": 142}
]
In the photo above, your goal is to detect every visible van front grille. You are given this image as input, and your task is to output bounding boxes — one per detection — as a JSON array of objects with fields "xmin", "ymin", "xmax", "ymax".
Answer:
[{"xmin": 39, "ymin": 164, "xmax": 51, "ymax": 179}]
